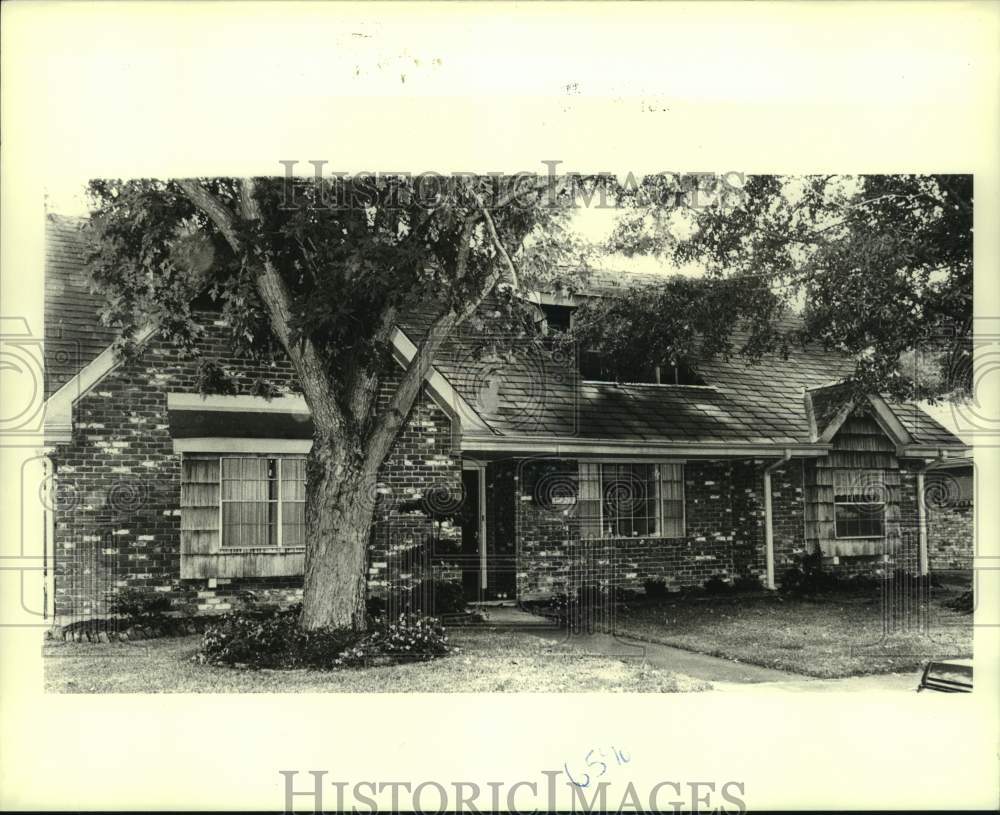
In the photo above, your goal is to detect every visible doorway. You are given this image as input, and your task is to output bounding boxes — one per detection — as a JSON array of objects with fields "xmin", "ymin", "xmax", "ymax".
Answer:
[{"xmin": 459, "ymin": 465, "xmax": 486, "ymax": 600}]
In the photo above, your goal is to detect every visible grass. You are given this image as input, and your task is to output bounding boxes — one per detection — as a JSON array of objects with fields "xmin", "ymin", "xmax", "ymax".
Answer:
[
  {"xmin": 44, "ymin": 626, "xmax": 710, "ymax": 693},
  {"xmin": 613, "ymin": 586, "xmax": 973, "ymax": 679}
]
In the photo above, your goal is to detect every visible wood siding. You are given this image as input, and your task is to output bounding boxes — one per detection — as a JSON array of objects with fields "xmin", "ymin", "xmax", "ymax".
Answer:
[{"xmin": 804, "ymin": 410, "xmax": 908, "ymax": 558}]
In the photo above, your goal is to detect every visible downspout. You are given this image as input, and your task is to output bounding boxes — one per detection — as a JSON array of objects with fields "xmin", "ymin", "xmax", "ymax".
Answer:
[
  {"xmin": 43, "ymin": 454, "xmax": 56, "ymax": 622},
  {"xmin": 916, "ymin": 469, "xmax": 929, "ymax": 577},
  {"xmin": 763, "ymin": 449, "xmax": 793, "ymax": 590}
]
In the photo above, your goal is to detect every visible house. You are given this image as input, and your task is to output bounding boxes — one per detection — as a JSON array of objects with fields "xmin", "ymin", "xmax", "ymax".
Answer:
[{"xmin": 41, "ymin": 213, "xmax": 973, "ymax": 621}]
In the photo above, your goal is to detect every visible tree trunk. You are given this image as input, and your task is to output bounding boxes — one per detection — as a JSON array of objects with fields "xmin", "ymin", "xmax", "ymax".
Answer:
[{"xmin": 299, "ymin": 432, "xmax": 373, "ymax": 631}]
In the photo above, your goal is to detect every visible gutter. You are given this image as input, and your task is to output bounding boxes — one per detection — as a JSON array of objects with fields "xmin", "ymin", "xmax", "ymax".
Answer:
[
  {"xmin": 462, "ymin": 435, "xmax": 831, "ymax": 458},
  {"xmin": 763, "ymin": 449, "xmax": 793, "ymax": 590}
]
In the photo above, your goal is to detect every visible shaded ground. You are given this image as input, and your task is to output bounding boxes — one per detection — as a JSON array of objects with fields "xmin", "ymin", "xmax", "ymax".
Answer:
[
  {"xmin": 43, "ymin": 627, "xmax": 710, "ymax": 693},
  {"xmin": 612, "ymin": 588, "xmax": 973, "ymax": 679}
]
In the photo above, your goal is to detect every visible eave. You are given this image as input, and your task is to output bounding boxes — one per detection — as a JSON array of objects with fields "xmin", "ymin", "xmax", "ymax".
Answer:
[{"xmin": 460, "ymin": 434, "xmax": 831, "ymax": 459}]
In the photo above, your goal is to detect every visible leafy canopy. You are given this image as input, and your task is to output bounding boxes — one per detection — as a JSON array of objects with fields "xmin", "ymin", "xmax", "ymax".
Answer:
[
  {"xmin": 84, "ymin": 173, "xmax": 970, "ymax": 432},
  {"xmin": 599, "ymin": 174, "xmax": 972, "ymax": 402}
]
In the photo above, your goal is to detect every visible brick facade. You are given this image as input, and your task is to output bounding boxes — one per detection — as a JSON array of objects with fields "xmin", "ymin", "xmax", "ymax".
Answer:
[
  {"xmin": 927, "ymin": 503, "xmax": 973, "ymax": 570},
  {"xmin": 50, "ymin": 312, "xmax": 460, "ymax": 620},
  {"xmin": 50, "ymin": 314, "xmax": 972, "ymax": 619},
  {"xmin": 512, "ymin": 458, "xmax": 804, "ymax": 599}
]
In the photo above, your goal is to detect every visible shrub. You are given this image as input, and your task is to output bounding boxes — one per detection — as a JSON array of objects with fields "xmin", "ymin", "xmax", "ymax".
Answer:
[
  {"xmin": 367, "ymin": 580, "xmax": 467, "ymax": 620},
  {"xmin": 702, "ymin": 575, "xmax": 733, "ymax": 595},
  {"xmin": 196, "ymin": 605, "xmax": 452, "ymax": 670},
  {"xmin": 197, "ymin": 606, "xmax": 304, "ymax": 669},
  {"xmin": 108, "ymin": 587, "xmax": 173, "ymax": 621},
  {"xmin": 425, "ymin": 580, "xmax": 467, "ymax": 615},
  {"xmin": 780, "ymin": 549, "xmax": 839, "ymax": 595},
  {"xmin": 945, "ymin": 590, "xmax": 973, "ymax": 614},
  {"xmin": 732, "ymin": 574, "xmax": 764, "ymax": 592},
  {"xmin": 643, "ymin": 578, "xmax": 669, "ymax": 600},
  {"xmin": 337, "ymin": 614, "xmax": 451, "ymax": 667}
]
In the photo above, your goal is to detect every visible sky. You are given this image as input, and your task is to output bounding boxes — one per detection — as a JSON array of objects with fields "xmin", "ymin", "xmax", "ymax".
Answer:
[{"xmin": 45, "ymin": 178, "xmax": 704, "ymax": 277}]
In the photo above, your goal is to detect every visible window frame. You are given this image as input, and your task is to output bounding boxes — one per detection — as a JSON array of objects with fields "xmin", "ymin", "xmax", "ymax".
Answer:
[
  {"xmin": 218, "ymin": 454, "xmax": 307, "ymax": 550},
  {"xmin": 832, "ymin": 468, "xmax": 887, "ymax": 540},
  {"xmin": 579, "ymin": 460, "xmax": 686, "ymax": 541}
]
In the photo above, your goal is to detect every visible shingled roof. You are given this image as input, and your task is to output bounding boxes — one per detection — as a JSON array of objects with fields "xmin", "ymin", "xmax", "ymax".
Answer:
[
  {"xmin": 44, "ymin": 214, "xmax": 116, "ymax": 399},
  {"xmin": 404, "ymin": 298, "xmax": 963, "ymax": 450},
  {"xmin": 44, "ymin": 213, "xmax": 965, "ymax": 452}
]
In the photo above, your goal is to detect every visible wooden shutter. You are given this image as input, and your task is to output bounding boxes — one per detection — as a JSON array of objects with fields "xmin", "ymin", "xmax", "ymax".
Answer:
[{"xmin": 181, "ymin": 456, "xmax": 221, "ymax": 556}]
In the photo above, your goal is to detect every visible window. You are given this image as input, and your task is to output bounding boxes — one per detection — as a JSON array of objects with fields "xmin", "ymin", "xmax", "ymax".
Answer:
[
  {"xmin": 579, "ymin": 352, "xmax": 704, "ymax": 386},
  {"xmin": 833, "ymin": 469, "xmax": 886, "ymax": 538},
  {"xmin": 220, "ymin": 456, "xmax": 306, "ymax": 548},
  {"xmin": 578, "ymin": 462, "xmax": 685, "ymax": 539},
  {"xmin": 539, "ymin": 303, "xmax": 574, "ymax": 334}
]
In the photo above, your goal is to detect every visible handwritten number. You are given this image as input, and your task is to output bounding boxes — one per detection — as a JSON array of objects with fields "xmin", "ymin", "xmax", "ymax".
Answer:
[
  {"xmin": 563, "ymin": 746, "xmax": 629, "ymax": 787},
  {"xmin": 564, "ymin": 762, "xmax": 590, "ymax": 788},
  {"xmin": 586, "ymin": 749, "xmax": 608, "ymax": 779}
]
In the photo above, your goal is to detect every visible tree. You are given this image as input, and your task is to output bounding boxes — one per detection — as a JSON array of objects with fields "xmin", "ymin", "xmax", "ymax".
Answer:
[
  {"xmin": 601, "ymin": 174, "xmax": 973, "ymax": 403},
  {"xmin": 84, "ymin": 172, "xmax": 969, "ymax": 631},
  {"xmin": 85, "ymin": 173, "xmax": 598, "ymax": 630}
]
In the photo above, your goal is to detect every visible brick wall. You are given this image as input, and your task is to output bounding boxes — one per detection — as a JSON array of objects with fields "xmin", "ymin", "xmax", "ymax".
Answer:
[
  {"xmin": 51, "ymin": 312, "xmax": 459, "ymax": 620},
  {"xmin": 368, "ymin": 367, "xmax": 463, "ymax": 596},
  {"xmin": 926, "ymin": 467, "xmax": 974, "ymax": 571},
  {"xmin": 768, "ymin": 459, "xmax": 807, "ymax": 579},
  {"xmin": 513, "ymin": 457, "xmax": 786, "ymax": 599}
]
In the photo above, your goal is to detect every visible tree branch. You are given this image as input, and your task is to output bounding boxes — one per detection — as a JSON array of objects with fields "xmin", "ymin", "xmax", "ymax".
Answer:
[
  {"xmin": 177, "ymin": 177, "xmax": 347, "ymax": 435},
  {"xmin": 237, "ymin": 179, "xmax": 350, "ymax": 434},
  {"xmin": 360, "ymin": 178, "xmax": 571, "ymax": 471},
  {"xmin": 477, "ymin": 196, "xmax": 520, "ymax": 291},
  {"xmin": 175, "ymin": 180, "xmax": 243, "ymax": 252}
]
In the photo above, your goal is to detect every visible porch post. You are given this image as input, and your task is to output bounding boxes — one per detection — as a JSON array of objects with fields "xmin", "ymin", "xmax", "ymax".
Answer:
[{"xmin": 763, "ymin": 450, "xmax": 793, "ymax": 591}]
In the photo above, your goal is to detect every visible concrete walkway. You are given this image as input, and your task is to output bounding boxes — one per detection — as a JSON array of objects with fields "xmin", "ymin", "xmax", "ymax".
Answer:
[
  {"xmin": 482, "ymin": 607, "xmax": 921, "ymax": 690},
  {"xmin": 554, "ymin": 632, "xmax": 920, "ymax": 691},
  {"xmin": 477, "ymin": 605, "xmax": 556, "ymax": 628},
  {"xmin": 550, "ymin": 631, "xmax": 802, "ymax": 684}
]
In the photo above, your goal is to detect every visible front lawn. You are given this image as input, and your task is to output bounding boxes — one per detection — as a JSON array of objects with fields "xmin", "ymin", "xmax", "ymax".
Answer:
[
  {"xmin": 613, "ymin": 588, "xmax": 973, "ymax": 679},
  {"xmin": 44, "ymin": 627, "xmax": 710, "ymax": 693}
]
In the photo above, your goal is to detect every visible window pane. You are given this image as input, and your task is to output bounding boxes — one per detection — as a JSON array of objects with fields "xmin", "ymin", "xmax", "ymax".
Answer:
[
  {"xmin": 659, "ymin": 463, "xmax": 685, "ymax": 538},
  {"xmin": 602, "ymin": 463, "xmax": 658, "ymax": 537},
  {"xmin": 834, "ymin": 503, "xmax": 885, "ymax": 538},
  {"xmin": 578, "ymin": 462, "xmax": 602, "ymax": 539},
  {"xmin": 222, "ymin": 501, "xmax": 277, "ymax": 548},
  {"xmin": 222, "ymin": 457, "xmax": 271, "ymax": 501},
  {"xmin": 281, "ymin": 458, "xmax": 307, "ymax": 501},
  {"xmin": 281, "ymin": 501, "xmax": 305, "ymax": 547}
]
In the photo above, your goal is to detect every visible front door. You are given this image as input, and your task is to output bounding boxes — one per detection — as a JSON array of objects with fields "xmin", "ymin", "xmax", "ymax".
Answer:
[{"xmin": 459, "ymin": 468, "xmax": 482, "ymax": 600}]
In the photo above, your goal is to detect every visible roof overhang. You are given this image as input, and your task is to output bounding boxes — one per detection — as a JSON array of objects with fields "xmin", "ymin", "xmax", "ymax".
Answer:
[
  {"xmin": 166, "ymin": 393, "xmax": 313, "ymax": 444},
  {"xmin": 897, "ymin": 445, "xmax": 973, "ymax": 460},
  {"xmin": 43, "ymin": 322, "xmax": 491, "ymax": 443},
  {"xmin": 807, "ymin": 386, "xmax": 915, "ymax": 447},
  {"xmin": 43, "ymin": 323, "xmax": 158, "ymax": 444},
  {"xmin": 390, "ymin": 327, "xmax": 492, "ymax": 435},
  {"xmin": 461, "ymin": 434, "xmax": 831, "ymax": 459}
]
